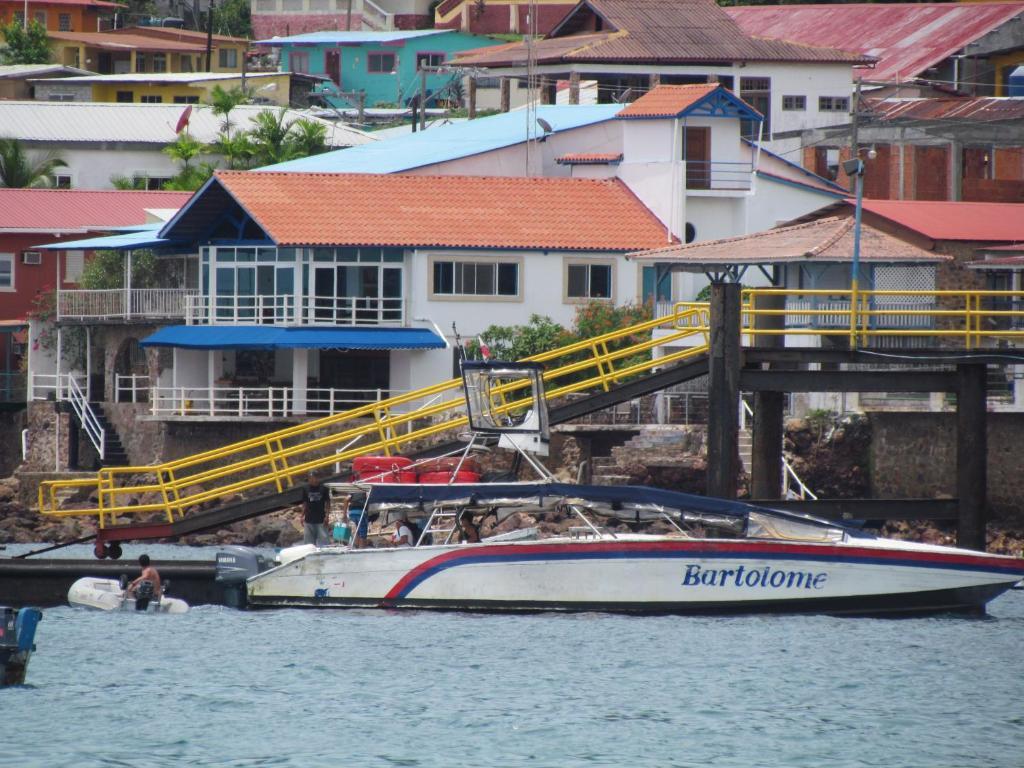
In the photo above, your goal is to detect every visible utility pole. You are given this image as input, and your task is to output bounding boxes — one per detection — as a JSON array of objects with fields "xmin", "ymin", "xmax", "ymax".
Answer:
[
  {"xmin": 468, "ymin": 77, "xmax": 477, "ymax": 119},
  {"xmin": 848, "ymin": 78, "xmax": 861, "ymax": 193},
  {"xmin": 205, "ymin": 0, "xmax": 214, "ymax": 73},
  {"xmin": 419, "ymin": 66, "xmax": 427, "ymax": 131}
]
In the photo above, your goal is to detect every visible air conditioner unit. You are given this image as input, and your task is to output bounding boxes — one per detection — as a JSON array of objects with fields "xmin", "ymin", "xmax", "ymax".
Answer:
[{"xmin": 22, "ymin": 251, "xmax": 42, "ymax": 265}]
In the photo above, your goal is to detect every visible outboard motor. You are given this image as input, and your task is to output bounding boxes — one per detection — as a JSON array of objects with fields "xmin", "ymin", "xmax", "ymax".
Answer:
[
  {"xmin": 215, "ymin": 546, "xmax": 276, "ymax": 609},
  {"xmin": 134, "ymin": 580, "xmax": 155, "ymax": 611}
]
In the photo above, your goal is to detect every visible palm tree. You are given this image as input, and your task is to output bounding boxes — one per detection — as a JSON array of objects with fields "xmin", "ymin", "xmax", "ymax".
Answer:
[
  {"xmin": 162, "ymin": 133, "xmax": 205, "ymax": 172},
  {"xmin": 209, "ymin": 84, "xmax": 250, "ymax": 136},
  {"xmin": 249, "ymin": 108, "xmax": 297, "ymax": 167},
  {"xmin": 0, "ymin": 138, "xmax": 67, "ymax": 188},
  {"xmin": 210, "ymin": 131, "xmax": 255, "ymax": 170},
  {"xmin": 287, "ymin": 119, "xmax": 329, "ymax": 159}
]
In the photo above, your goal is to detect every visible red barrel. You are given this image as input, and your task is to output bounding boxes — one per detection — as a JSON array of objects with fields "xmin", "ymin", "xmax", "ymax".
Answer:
[
  {"xmin": 418, "ymin": 470, "xmax": 481, "ymax": 484},
  {"xmin": 415, "ymin": 457, "xmax": 481, "ymax": 475}
]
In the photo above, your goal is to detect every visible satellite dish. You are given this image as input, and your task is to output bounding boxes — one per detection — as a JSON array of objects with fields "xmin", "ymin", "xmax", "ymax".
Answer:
[{"xmin": 536, "ymin": 117, "xmax": 553, "ymax": 134}]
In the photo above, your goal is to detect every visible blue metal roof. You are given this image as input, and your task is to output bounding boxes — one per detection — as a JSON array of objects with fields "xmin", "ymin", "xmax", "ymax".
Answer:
[
  {"xmin": 33, "ymin": 228, "xmax": 183, "ymax": 251},
  {"xmin": 139, "ymin": 325, "xmax": 446, "ymax": 350},
  {"xmin": 260, "ymin": 104, "xmax": 624, "ymax": 174},
  {"xmin": 253, "ymin": 30, "xmax": 450, "ymax": 46}
]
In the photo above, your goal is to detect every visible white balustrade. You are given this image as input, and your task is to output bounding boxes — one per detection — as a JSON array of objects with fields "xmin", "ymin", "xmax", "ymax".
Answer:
[
  {"xmin": 185, "ymin": 293, "xmax": 405, "ymax": 326},
  {"xmin": 57, "ymin": 289, "xmax": 199, "ymax": 320},
  {"xmin": 115, "ymin": 374, "xmax": 150, "ymax": 403},
  {"xmin": 148, "ymin": 385, "xmax": 409, "ymax": 418}
]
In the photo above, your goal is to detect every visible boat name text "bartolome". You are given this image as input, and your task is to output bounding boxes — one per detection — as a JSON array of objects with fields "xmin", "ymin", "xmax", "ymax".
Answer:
[{"xmin": 682, "ymin": 564, "xmax": 828, "ymax": 590}]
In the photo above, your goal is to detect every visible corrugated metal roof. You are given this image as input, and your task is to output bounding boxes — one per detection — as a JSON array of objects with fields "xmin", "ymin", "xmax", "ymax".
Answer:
[
  {"xmin": 49, "ymin": 71, "xmax": 282, "ymax": 83},
  {"xmin": 629, "ymin": 216, "xmax": 949, "ymax": 265},
  {"xmin": 727, "ymin": 3, "xmax": 1024, "ymax": 82},
  {"xmin": 254, "ymin": 30, "xmax": 451, "ymax": 46},
  {"xmin": 140, "ymin": 326, "xmax": 446, "ymax": 350},
  {"xmin": 169, "ymin": 171, "xmax": 673, "ymax": 251},
  {"xmin": 0, "ymin": 64, "xmax": 92, "ymax": 79},
  {"xmin": 47, "ymin": 31, "xmax": 208, "ymax": 52},
  {"xmin": 111, "ymin": 26, "xmax": 248, "ymax": 45},
  {"xmin": 457, "ymin": 0, "xmax": 872, "ymax": 68},
  {"xmin": 0, "ymin": 189, "xmax": 192, "ymax": 233},
  {"xmin": 0, "ymin": 102, "xmax": 374, "ymax": 147},
  {"xmin": 261, "ymin": 104, "xmax": 620, "ymax": 173},
  {"xmin": 865, "ymin": 96, "xmax": 1024, "ymax": 122},
  {"xmin": 861, "ymin": 200, "xmax": 1024, "ymax": 242},
  {"xmin": 22, "ymin": 0, "xmax": 120, "ymax": 6}
]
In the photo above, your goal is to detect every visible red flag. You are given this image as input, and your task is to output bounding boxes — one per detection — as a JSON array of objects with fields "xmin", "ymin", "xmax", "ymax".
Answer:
[
  {"xmin": 175, "ymin": 104, "xmax": 193, "ymax": 134},
  {"xmin": 478, "ymin": 336, "xmax": 491, "ymax": 360}
]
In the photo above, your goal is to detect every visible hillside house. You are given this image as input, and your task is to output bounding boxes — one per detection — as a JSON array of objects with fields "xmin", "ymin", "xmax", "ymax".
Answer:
[{"xmin": 0, "ymin": 101, "xmax": 372, "ymax": 189}]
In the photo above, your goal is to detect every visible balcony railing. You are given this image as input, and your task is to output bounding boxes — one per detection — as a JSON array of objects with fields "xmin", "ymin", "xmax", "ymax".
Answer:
[
  {"xmin": 686, "ymin": 161, "xmax": 754, "ymax": 191},
  {"xmin": 149, "ymin": 385, "xmax": 408, "ymax": 418},
  {"xmin": 57, "ymin": 289, "xmax": 200, "ymax": 321},
  {"xmin": 115, "ymin": 374, "xmax": 150, "ymax": 403},
  {"xmin": 185, "ymin": 294, "xmax": 405, "ymax": 326}
]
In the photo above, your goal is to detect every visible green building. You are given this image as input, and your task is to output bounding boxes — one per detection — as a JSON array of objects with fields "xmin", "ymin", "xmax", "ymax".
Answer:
[{"xmin": 253, "ymin": 29, "xmax": 501, "ymax": 108}]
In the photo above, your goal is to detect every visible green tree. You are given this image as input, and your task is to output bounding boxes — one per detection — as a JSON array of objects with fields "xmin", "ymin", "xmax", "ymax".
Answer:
[
  {"xmin": 209, "ymin": 130, "xmax": 255, "ymax": 170},
  {"xmin": 208, "ymin": 84, "xmax": 250, "ymax": 135},
  {"xmin": 0, "ymin": 20, "xmax": 50, "ymax": 65},
  {"xmin": 212, "ymin": 0, "xmax": 252, "ymax": 39},
  {"xmin": 470, "ymin": 314, "xmax": 570, "ymax": 361},
  {"xmin": 287, "ymin": 118, "xmax": 329, "ymax": 158},
  {"xmin": 163, "ymin": 132, "xmax": 205, "ymax": 171},
  {"xmin": 0, "ymin": 137, "xmax": 67, "ymax": 187},
  {"xmin": 79, "ymin": 249, "xmax": 160, "ymax": 289},
  {"xmin": 249, "ymin": 108, "xmax": 297, "ymax": 166},
  {"xmin": 162, "ymin": 132, "xmax": 215, "ymax": 190}
]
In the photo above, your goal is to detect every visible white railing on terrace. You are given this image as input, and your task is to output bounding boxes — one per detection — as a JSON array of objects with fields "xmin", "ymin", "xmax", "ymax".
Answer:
[
  {"xmin": 361, "ymin": 0, "xmax": 395, "ymax": 30},
  {"xmin": 149, "ymin": 385, "xmax": 410, "ymax": 418},
  {"xmin": 784, "ymin": 298, "xmax": 936, "ymax": 330},
  {"xmin": 29, "ymin": 372, "xmax": 76, "ymax": 401},
  {"xmin": 115, "ymin": 374, "xmax": 150, "ymax": 403},
  {"xmin": 185, "ymin": 294, "xmax": 405, "ymax": 326},
  {"xmin": 57, "ymin": 289, "xmax": 200, "ymax": 321}
]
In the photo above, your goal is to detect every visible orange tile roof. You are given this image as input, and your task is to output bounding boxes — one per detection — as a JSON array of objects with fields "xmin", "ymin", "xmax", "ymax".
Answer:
[
  {"xmin": 210, "ymin": 171, "xmax": 673, "ymax": 251},
  {"xmin": 617, "ymin": 84, "xmax": 719, "ymax": 118}
]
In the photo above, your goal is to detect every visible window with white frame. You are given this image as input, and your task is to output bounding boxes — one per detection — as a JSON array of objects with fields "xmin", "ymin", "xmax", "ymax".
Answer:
[
  {"xmin": 819, "ymin": 96, "xmax": 850, "ymax": 112},
  {"xmin": 432, "ymin": 258, "xmax": 519, "ymax": 298},
  {"xmin": 65, "ymin": 251, "xmax": 85, "ymax": 282},
  {"xmin": 368, "ymin": 52, "xmax": 396, "ymax": 73},
  {"xmin": 566, "ymin": 261, "xmax": 613, "ymax": 300},
  {"xmin": 416, "ymin": 52, "xmax": 445, "ymax": 70},
  {"xmin": 0, "ymin": 254, "xmax": 13, "ymax": 289},
  {"xmin": 782, "ymin": 95, "xmax": 806, "ymax": 111},
  {"xmin": 54, "ymin": 174, "xmax": 72, "ymax": 188}
]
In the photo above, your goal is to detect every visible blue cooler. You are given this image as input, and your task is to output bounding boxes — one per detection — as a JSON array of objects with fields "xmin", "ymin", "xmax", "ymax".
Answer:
[{"xmin": 332, "ymin": 523, "xmax": 351, "ymax": 543}]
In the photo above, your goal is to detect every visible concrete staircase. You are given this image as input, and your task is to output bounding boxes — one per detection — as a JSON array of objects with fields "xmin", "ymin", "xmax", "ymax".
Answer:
[
  {"xmin": 590, "ymin": 455, "xmax": 632, "ymax": 486},
  {"xmin": 737, "ymin": 427, "xmax": 752, "ymax": 475},
  {"xmin": 590, "ymin": 426, "xmax": 708, "ymax": 486},
  {"xmin": 87, "ymin": 402, "xmax": 130, "ymax": 467}
]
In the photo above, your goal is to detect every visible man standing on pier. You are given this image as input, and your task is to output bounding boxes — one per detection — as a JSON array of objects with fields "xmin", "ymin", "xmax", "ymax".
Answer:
[{"xmin": 301, "ymin": 473, "xmax": 330, "ymax": 547}]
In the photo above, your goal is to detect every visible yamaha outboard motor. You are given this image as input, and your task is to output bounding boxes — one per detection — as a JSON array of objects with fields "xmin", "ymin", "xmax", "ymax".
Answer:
[
  {"xmin": 134, "ymin": 580, "xmax": 155, "ymax": 611},
  {"xmin": 215, "ymin": 546, "xmax": 276, "ymax": 609}
]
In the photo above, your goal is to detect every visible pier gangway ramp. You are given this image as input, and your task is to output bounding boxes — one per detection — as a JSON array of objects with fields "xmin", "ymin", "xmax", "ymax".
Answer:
[{"xmin": 36, "ymin": 305, "xmax": 714, "ymax": 555}]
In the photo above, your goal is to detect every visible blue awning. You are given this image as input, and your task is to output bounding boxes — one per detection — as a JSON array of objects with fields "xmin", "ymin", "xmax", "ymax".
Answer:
[
  {"xmin": 33, "ymin": 229, "xmax": 183, "ymax": 251},
  {"xmin": 139, "ymin": 325, "xmax": 446, "ymax": 351}
]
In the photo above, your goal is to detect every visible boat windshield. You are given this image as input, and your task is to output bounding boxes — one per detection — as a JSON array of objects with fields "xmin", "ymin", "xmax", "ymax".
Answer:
[{"xmin": 746, "ymin": 511, "xmax": 846, "ymax": 543}]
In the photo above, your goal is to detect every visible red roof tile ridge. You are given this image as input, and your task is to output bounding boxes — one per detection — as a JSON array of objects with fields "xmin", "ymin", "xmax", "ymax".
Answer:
[
  {"xmin": 806, "ymin": 218, "xmax": 854, "ymax": 257},
  {"xmin": 746, "ymin": 34, "xmax": 875, "ymax": 63},
  {"xmin": 218, "ymin": 169, "xmax": 632, "ymax": 187},
  {"xmin": 0, "ymin": 187, "xmax": 191, "ymax": 197}
]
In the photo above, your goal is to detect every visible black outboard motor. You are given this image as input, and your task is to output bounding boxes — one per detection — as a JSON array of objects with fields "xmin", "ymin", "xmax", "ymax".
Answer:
[
  {"xmin": 215, "ymin": 546, "xmax": 276, "ymax": 609},
  {"xmin": 134, "ymin": 580, "xmax": 155, "ymax": 611}
]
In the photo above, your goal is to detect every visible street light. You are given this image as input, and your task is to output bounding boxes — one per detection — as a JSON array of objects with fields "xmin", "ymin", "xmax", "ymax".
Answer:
[{"xmin": 841, "ymin": 148, "xmax": 876, "ymax": 348}]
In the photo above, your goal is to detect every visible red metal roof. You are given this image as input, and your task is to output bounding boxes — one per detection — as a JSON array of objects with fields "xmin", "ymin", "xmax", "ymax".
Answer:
[
  {"xmin": 1, "ymin": 0, "xmax": 123, "ymax": 6},
  {"xmin": 860, "ymin": 200, "xmax": 1024, "ymax": 242},
  {"xmin": 727, "ymin": 3, "xmax": 1024, "ymax": 83},
  {"xmin": 209, "ymin": 171, "xmax": 673, "ymax": 251},
  {"xmin": 0, "ymin": 189, "xmax": 192, "ymax": 233},
  {"xmin": 865, "ymin": 97, "xmax": 1024, "ymax": 122},
  {"xmin": 456, "ymin": 0, "xmax": 871, "ymax": 68}
]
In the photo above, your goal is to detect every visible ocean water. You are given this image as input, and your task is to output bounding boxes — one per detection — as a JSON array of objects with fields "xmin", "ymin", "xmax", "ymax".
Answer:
[{"xmin": 2, "ymin": 546, "xmax": 1023, "ymax": 767}]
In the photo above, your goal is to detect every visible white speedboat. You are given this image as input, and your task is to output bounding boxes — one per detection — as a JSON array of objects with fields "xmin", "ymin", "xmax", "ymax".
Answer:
[
  {"xmin": 243, "ymin": 481, "xmax": 1024, "ymax": 616},
  {"xmin": 68, "ymin": 577, "xmax": 190, "ymax": 614}
]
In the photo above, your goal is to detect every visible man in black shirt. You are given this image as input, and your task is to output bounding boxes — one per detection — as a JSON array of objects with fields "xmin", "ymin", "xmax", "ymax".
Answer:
[{"xmin": 301, "ymin": 472, "xmax": 330, "ymax": 546}]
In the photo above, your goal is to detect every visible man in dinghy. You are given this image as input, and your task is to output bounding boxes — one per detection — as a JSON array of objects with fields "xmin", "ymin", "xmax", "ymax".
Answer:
[{"xmin": 126, "ymin": 554, "xmax": 162, "ymax": 610}]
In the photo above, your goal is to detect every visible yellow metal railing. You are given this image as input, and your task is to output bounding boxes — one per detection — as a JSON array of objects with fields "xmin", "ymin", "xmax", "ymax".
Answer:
[
  {"xmin": 38, "ymin": 289, "xmax": 1024, "ymax": 528},
  {"xmin": 38, "ymin": 307, "xmax": 712, "ymax": 527}
]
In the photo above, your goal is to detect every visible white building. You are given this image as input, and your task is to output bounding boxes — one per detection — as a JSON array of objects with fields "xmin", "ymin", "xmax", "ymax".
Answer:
[{"xmin": 0, "ymin": 101, "xmax": 374, "ymax": 190}]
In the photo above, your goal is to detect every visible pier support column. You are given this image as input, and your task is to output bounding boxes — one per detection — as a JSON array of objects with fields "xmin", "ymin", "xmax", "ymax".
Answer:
[
  {"xmin": 956, "ymin": 363, "xmax": 987, "ymax": 551},
  {"xmin": 707, "ymin": 282, "xmax": 741, "ymax": 499},
  {"xmin": 751, "ymin": 291, "xmax": 786, "ymax": 499}
]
